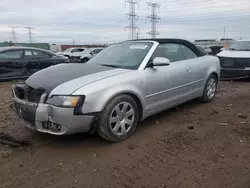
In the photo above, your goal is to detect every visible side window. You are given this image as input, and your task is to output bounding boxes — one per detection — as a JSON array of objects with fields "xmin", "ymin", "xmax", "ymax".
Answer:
[
  {"xmin": 152, "ymin": 43, "xmax": 185, "ymax": 63},
  {"xmin": 181, "ymin": 45, "xmax": 197, "ymax": 59},
  {"xmin": 92, "ymin": 50, "xmax": 98, "ymax": 54},
  {"xmin": 0, "ymin": 50, "xmax": 23, "ymax": 59},
  {"xmin": 24, "ymin": 50, "xmax": 49, "ymax": 58},
  {"xmin": 25, "ymin": 51, "xmax": 33, "ymax": 56},
  {"xmin": 72, "ymin": 49, "xmax": 84, "ymax": 53},
  {"xmin": 95, "ymin": 49, "xmax": 103, "ymax": 54}
]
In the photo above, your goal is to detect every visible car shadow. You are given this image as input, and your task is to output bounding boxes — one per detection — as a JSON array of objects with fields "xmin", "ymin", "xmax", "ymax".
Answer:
[
  {"xmin": 33, "ymin": 131, "xmax": 108, "ymax": 149},
  {"xmin": 137, "ymin": 99, "xmax": 203, "ymax": 130},
  {"xmin": 30, "ymin": 99, "xmax": 204, "ymax": 149}
]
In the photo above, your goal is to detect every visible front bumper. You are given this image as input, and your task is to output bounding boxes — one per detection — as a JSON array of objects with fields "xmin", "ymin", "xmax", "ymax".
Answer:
[
  {"xmin": 220, "ymin": 68, "xmax": 250, "ymax": 80},
  {"xmin": 70, "ymin": 56, "xmax": 81, "ymax": 63},
  {"xmin": 12, "ymin": 91, "xmax": 95, "ymax": 135}
]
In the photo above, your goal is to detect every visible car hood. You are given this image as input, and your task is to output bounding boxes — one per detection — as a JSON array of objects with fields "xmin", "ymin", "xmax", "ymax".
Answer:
[
  {"xmin": 217, "ymin": 50, "xmax": 250, "ymax": 58},
  {"xmin": 26, "ymin": 63, "xmax": 130, "ymax": 95}
]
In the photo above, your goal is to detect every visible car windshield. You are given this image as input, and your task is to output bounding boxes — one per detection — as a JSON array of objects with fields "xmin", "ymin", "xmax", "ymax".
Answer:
[
  {"xmin": 81, "ymin": 48, "xmax": 95, "ymax": 54},
  {"xmin": 89, "ymin": 42, "xmax": 153, "ymax": 70},
  {"xmin": 229, "ymin": 41, "xmax": 250, "ymax": 51},
  {"xmin": 64, "ymin": 48, "xmax": 74, "ymax": 52}
]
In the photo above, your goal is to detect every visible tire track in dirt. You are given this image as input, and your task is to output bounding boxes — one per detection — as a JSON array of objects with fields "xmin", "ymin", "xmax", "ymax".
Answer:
[{"xmin": 0, "ymin": 81, "xmax": 250, "ymax": 188}]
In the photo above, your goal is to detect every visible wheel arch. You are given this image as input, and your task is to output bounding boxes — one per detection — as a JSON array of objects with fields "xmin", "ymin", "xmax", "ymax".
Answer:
[
  {"xmin": 205, "ymin": 66, "xmax": 220, "ymax": 83},
  {"xmin": 100, "ymin": 91, "xmax": 144, "ymax": 121},
  {"xmin": 210, "ymin": 72, "xmax": 219, "ymax": 82}
]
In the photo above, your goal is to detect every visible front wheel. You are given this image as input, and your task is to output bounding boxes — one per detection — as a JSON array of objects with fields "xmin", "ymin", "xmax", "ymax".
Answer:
[
  {"xmin": 200, "ymin": 74, "xmax": 218, "ymax": 102},
  {"xmin": 97, "ymin": 95, "xmax": 139, "ymax": 142},
  {"xmin": 81, "ymin": 58, "xmax": 89, "ymax": 63}
]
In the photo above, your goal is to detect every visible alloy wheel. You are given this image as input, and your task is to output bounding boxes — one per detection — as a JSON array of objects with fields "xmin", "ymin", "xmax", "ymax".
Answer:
[
  {"xmin": 109, "ymin": 102, "xmax": 135, "ymax": 136},
  {"xmin": 207, "ymin": 77, "xmax": 216, "ymax": 99}
]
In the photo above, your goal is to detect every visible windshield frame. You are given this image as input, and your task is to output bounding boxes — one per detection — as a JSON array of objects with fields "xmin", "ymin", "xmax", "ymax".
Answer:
[
  {"xmin": 88, "ymin": 41, "xmax": 159, "ymax": 70},
  {"xmin": 229, "ymin": 41, "xmax": 250, "ymax": 51}
]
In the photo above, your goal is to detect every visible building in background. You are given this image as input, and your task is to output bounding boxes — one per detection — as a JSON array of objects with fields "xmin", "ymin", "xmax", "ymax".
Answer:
[
  {"xmin": 0, "ymin": 42, "xmax": 50, "ymax": 50},
  {"xmin": 50, "ymin": 44, "xmax": 106, "ymax": 52},
  {"xmin": 193, "ymin": 39, "xmax": 235, "ymax": 55}
]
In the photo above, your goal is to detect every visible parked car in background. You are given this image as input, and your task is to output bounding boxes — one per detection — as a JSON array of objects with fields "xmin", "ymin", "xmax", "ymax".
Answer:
[
  {"xmin": 197, "ymin": 46, "xmax": 208, "ymax": 55},
  {"xmin": 217, "ymin": 40, "xmax": 250, "ymax": 80},
  {"xmin": 0, "ymin": 47, "xmax": 69, "ymax": 81},
  {"xmin": 70, "ymin": 48, "xmax": 104, "ymax": 63},
  {"xmin": 56, "ymin": 47, "xmax": 86, "ymax": 58},
  {"xmin": 12, "ymin": 39, "xmax": 220, "ymax": 142}
]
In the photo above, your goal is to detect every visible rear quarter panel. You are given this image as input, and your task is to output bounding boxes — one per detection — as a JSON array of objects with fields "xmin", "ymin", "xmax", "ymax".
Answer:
[{"xmin": 201, "ymin": 55, "xmax": 221, "ymax": 83}]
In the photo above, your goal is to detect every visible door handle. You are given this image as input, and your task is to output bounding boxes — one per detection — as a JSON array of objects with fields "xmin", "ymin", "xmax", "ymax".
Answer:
[{"xmin": 186, "ymin": 68, "xmax": 192, "ymax": 72}]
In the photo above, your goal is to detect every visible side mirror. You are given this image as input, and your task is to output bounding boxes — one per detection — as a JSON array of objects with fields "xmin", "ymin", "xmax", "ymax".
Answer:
[{"xmin": 151, "ymin": 57, "xmax": 170, "ymax": 66}]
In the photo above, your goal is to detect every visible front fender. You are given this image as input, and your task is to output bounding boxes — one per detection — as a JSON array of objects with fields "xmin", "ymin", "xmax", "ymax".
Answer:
[
  {"xmin": 80, "ymin": 55, "xmax": 91, "ymax": 59},
  {"xmin": 73, "ymin": 83, "xmax": 147, "ymax": 120}
]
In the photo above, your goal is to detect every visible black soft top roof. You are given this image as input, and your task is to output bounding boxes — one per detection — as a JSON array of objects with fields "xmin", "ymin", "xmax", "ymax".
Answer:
[{"xmin": 129, "ymin": 38, "xmax": 206, "ymax": 57}]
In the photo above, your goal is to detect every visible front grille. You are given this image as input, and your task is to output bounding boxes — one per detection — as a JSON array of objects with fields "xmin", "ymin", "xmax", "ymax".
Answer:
[
  {"xmin": 14, "ymin": 84, "xmax": 45, "ymax": 103},
  {"xmin": 70, "ymin": 56, "xmax": 81, "ymax": 63},
  {"xmin": 219, "ymin": 57, "xmax": 250, "ymax": 69}
]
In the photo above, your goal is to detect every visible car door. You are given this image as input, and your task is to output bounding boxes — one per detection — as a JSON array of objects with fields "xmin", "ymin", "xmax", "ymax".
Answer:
[
  {"xmin": 180, "ymin": 44, "xmax": 207, "ymax": 91},
  {"xmin": 22, "ymin": 49, "xmax": 53, "ymax": 76},
  {"xmin": 0, "ymin": 49, "xmax": 24, "ymax": 80},
  {"xmin": 145, "ymin": 43, "xmax": 195, "ymax": 115}
]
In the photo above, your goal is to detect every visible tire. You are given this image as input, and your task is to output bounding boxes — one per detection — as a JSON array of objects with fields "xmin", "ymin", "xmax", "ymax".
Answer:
[
  {"xmin": 81, "ymin": 58, "xmax": 89, "ymax": 63},
  {"xmin": 200, "ymin": 74, "xmax": 218, "ymax": 103},
  {"xmin": 97, "ymin": 95, "xmax": 139, "ymax": 142}
]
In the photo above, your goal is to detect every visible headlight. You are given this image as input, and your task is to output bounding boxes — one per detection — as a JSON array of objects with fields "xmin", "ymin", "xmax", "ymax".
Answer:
[{"xmin": 46, "ymin": 96, "xmax": 83, "ymax": 108}]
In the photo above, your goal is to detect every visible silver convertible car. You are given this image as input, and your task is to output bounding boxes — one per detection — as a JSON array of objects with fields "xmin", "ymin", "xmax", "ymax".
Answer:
[{"xmin": 12, "ymin": 39, "xmax": 220, "ymax": 142}]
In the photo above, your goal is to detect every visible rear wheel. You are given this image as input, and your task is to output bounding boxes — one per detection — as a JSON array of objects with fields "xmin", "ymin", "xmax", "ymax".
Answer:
[
  {"xmin": 97, "ymin": 95, "xmax": 139, "ymax": 142},
  {"xmin": 200, "ymin": 74, "xmax": 218, "ymax": 102}
]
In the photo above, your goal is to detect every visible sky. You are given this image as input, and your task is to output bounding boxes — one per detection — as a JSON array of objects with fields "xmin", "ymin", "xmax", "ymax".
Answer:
[{"xmin": 0, "ymin": 0, "xmax": 250, "ymax": 44}]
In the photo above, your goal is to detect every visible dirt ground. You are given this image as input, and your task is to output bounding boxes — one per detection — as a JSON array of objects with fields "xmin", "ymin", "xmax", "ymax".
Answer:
[{"xmin": 0, "ymin": 80, "xmax": 249, "ymax": 188}]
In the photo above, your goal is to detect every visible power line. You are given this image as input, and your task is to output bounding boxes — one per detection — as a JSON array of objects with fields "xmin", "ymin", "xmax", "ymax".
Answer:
[
  {"xmin": 24, "ymin": 26, "xmax": 35, "ymax": 43},
  {"xmin": 146, "ymin": 2, "xmax": 161, "ymax": 39},
  {"xmin": 8, "ymin": 25, "xmax": 18, "ymax": 43},
  {"xmin": 125, "ymin": 0, "xmax": 140, "ymax": 40}
]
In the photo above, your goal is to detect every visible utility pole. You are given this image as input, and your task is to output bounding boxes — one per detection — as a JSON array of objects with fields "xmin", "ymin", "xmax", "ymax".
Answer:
[
  {"xmin": 146, "ymin": 2, "xmax": 161, "ymax": 39},
  {"xmin": 125, "ymin": 0, "xmax": 140, "ymax": 40},
  {"xmin": 223, "ymin": 25, "xmax": 226, "ymax": 40},
  {"xmin": 72, "ymin": 38, "xmax": 75, "ymax": 45},
  {"xmin": 8, "ymin": 26, "xmax": 18, "ymax": 43},
  {"xmin": 25, "ymin": 26, "xmax": 35, "ymax": 43},
  {"xmin": 136, "ymin": 30, "xmax": 140, "ymax": 39}
]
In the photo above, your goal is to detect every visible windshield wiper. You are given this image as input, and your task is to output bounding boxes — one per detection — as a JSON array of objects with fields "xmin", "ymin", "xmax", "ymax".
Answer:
[
  {"xmin": 101, "ymin": 64, "xmax": 122, "ymax": 68},
  {"xmin": 229, "ymin": 48, "xmax": 237, "ymax": 51},
  {"xmin": 238, "ymin": 49, "xmax": 250, "ymax": 51}
]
